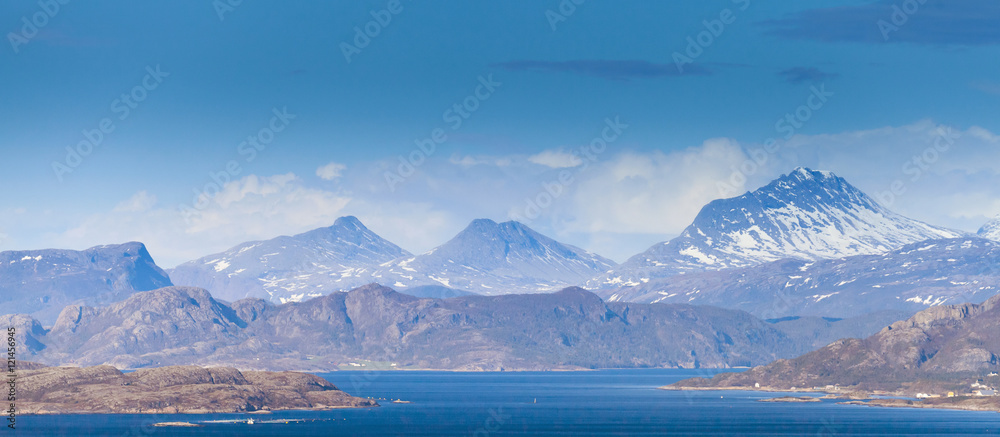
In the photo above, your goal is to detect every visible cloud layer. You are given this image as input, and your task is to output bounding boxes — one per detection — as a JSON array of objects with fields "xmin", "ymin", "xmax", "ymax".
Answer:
[
  {"xmin": 762, "ymin": 0, "xmax": 1000, "ymax": 46},
  {"xmin": 491, "ymin": 59, "xmax": 711, "ymax": 80},
  {"xmin": 6, "ymin": 121, "xmax": 1000, "ymax": 267}
]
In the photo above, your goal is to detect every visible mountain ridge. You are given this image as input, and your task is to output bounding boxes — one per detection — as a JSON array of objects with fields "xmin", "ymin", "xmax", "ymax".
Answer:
[
  {"xmin": 0, "ymin": 242, "xmax": 172, "ymax": 324},
  {"xmin": 10, "ymin": 284, "xmax": 812, "ymax": 371},
  {"xmin": 672, "ymin": 293, "xmax": 1000, "ymax": 396},
  {"xmin": 367, "ymin": 219, "xmax": 616, "ymax": 295},
  {"xmin": 168, "ymin": 216, "xmax": 411, "ymax": 303},
  {"xmin": 589, "ymin": 167, "xmax": 963, "ymax": 288}
]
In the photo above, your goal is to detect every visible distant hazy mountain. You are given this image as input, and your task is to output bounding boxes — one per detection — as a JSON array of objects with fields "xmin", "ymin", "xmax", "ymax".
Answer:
[
  {"xmin": 393, "ymin": 284, "xmax": 476, "ymax": 299},
  {"xmin": 43, "ymin": 286, "xmax": 252, "ymax": 368},
  {"xmin": 0, "ymin": 242, "xmax": 172, "ymax": 324},
  {"xmin": 677, "ymin": 293, "xmax": 1000, "ymax": 393},
  {"xmin": 168, "ymin": 216, "xmax": 410, "ymax": 303},
  {"xmin": 589, "ymin": 168, "xmax": 962, "ymax": 289},
  {"xmin": 600, "ymin": 238, "xmax": 1000, "ymax": 319},
  {"xmin": 19, "ymin": 284, "xmax": 810, "ymax": 371},
  {"xmin": 977, "ymin": 215, "xmax": 1000, "ymax": 241},
  {"xmin": 368, "ymin": 219, "xmax": 616, "ymax": 295}
]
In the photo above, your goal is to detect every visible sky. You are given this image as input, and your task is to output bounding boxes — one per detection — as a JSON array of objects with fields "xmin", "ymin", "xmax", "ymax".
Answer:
[{"xmin": 1, "ymin": 0, "xmax": 999, "ymax": 267}]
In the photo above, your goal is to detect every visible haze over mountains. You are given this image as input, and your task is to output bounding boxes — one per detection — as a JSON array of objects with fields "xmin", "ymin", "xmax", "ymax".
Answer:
[
  {"xmin": 169, "ymin": 216, "xmax": 410, "ymax": 303},
  {"xmin": 4, "ymin": 167, "xmax": 1000, "ymax": 374},
  {"xmin": 365, "ymin": 219, "xmax": 615, "ymax": 295},
  {"xmin": 0, "ymin": 242, "xmax": 172, "ymax": 324},
  {"xmin": 171, "ymin": 217, "xmax": 614, "ymax": 303},
  {"xmin": 600, "ymin": 237, "xmax": 1000, "ymax": 319},
  {"xmin": 16, "ymin": 284, "xmax": 809, "ymax": 371},
  {"xmin": 4, "ymin": 167, "xmax": 1000, "ymax": 335}
]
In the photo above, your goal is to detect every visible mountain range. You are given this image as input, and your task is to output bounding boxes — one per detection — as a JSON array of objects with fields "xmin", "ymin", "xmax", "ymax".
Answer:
[
  {"xmin": 599, "ymin": 237, "xmax": 1000, "ymax": 319},
  {"xmin": 0, "ymin": 242, "xmax": 172, "ymax": 324},
  {"xmin": 170, "ymin": 217, "xmax": 615, "ymax": 303},
  {"xmin": 13, "ymin": 284, "xmax": 815, "ymax": 371},
  {"xmin": 4, "ymin": 167, "xmax": 1000, "ymax": 335},
  {"xmin": 168, "ymin": 216, "xmax": 410, "ymax": 303}
]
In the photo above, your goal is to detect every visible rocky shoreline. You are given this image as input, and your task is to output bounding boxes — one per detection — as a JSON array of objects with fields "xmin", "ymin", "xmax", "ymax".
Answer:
[
  {"xmin": 662, "ymin": 385, "xmax": 1000, "ymax": 413},
  {"xmin": 16, "ymin": 364, "xmax": 378, "ymax": 415}
]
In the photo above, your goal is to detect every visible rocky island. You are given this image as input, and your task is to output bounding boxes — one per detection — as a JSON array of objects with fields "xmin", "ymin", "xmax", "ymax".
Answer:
[
  {"xmin": 16, "ymin": 364, "xmax": 378, "ymax": 414},
  {"xmin": 665, "ymin": 294, "xmax": 1000, "ymax": 413}
]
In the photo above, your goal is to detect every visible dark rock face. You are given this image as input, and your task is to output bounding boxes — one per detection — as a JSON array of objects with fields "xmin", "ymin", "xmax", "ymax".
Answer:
[
  {"xmin": 589, "ymin": 168, "xmax": 961, "ymax": 289},
  {"xmin": 168, "ymin": 216, "xmax": 411, "ymax": 303},
  {"xmin": 599, "ymin": 238, "xmax": 1000, "ymax": 319},
  {"xmin": 676, "ymin": 294, "xmax": 1000, "ymax": 392},
  {"xmin": 17, "ymin": 364, "xmax": 377, "ymax": 414},
  {"xmin": 0, "ymin": 242, "xmax": 172, "ymax": 324},
  {"xmin": 17, "ymin": 284, "xmax": 805, "ymax": 370}
]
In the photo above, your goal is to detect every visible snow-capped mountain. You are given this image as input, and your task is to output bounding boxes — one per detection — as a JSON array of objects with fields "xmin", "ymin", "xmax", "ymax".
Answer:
[
  {"xmin": 368, "ymin": 219, "xmax": 616, "ymax": 295},
  {"xmin": 977, "ymin": 215, "xmax": 1000, "ymax": 241},
  {"xmin": 0, "ymin": 242, "xmax": 172, "ymax": 324},
  {"xmin": 599, "ymin": 237, "xmax": 1000, "ymax": 319},
  {"xmin": 168, "ymin": 216, "xmax": 410, "ymax": 303},
  {"xmin": 589, "ymin": 167, "xmax": 963, "ymax": 288}
]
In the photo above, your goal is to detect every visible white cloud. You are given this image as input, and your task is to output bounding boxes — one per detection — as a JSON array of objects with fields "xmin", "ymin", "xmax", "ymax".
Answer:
[
  {"xmin": 713, "ymin": 120, "xmax": 1000, "ymax": 232},
  {"xmin": 527, "ymin": 149, "xmax": 583, "ymax": 168},
  {"xmin": 556, "ymin": 138, "xmax": 749, "ymax": 236},
  {"xmin": 53, "ymin": 173, "xmax": 352, "ymax": 267},
  {"xmin": 316, "ymin": 161, "xmax": 347, "ymax": 180},
  {"xmin": 448, "ymin": 154, "xmax": 511, "ymax": 167},
  {"xmin": 22, "ymin": 120, "xmax": 1000, "ymax": 270},
  {"xmin": 113, "ymin": 191, "xmax": 157, "ymax": 213},
  {"xmin": 972, "ymin": 81, "xmax": 1000, "ymax": 96}
]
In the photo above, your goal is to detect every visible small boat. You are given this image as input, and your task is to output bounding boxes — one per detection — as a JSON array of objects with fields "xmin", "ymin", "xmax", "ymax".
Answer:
[{"xmin": 247, "ymin": 418, "xmax": 255, "ymax": 425}]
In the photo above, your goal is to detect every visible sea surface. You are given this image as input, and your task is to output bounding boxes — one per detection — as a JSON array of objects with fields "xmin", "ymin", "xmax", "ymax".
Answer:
[{"xmin": 16, "ymin": 369, "xmax": 1000, "ymax": 436}]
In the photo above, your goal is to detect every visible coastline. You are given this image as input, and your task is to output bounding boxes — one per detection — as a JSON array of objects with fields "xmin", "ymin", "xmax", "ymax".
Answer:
[
  {"xmin": 661, "ymin": 385, "xmax": 1000, "ymax": 414},
  {"xmin": 19, "ymin": 404, "xmax": 379, "ymax": 416}
]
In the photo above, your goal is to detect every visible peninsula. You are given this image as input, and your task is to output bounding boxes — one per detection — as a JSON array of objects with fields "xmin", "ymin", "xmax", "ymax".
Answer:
[{"xmin": 16, "ymin": 364, "xmax": 378, "ymax": 414}]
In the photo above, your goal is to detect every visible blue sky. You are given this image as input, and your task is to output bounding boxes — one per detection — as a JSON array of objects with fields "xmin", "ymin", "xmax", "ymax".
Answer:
[{"xmin": 1, "ymin": 0, "xmax": 1000, "ymax": 267}]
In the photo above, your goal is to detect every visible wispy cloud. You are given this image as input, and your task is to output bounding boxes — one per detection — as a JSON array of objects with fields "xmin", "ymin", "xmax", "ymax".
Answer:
[
  {"xmin": 972, "ymin": 81, "xmax": 1000, "ymax": 96},
  {"xmin": 491, "ymin": 59, "xmax": 711, "ymax": 81},
  {"xmin": 527, "ymin": 150, "xmax": 583, "ymax": 168},
  {"xmin": 761, "ymin": 0, "xmax": 1000, "ymax": 46},
  {"xmin": 777, "ymin": 67, "xmax": 839, "ymax": 85},
  {"xmin": 316, "ymin": 161, "xmax": 347, "ymax": 180}
]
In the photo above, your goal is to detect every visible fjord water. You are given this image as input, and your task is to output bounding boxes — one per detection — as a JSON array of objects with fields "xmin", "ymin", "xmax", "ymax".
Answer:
[{"xmin": 20, "ymin": 369, "xmax": 1000, "ymax": 436}]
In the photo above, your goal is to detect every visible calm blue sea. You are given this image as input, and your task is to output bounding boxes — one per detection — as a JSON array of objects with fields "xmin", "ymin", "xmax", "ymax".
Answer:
[{"xmin": 15, "ymin": 369, "xmax": 1000, "ymax": 436}]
